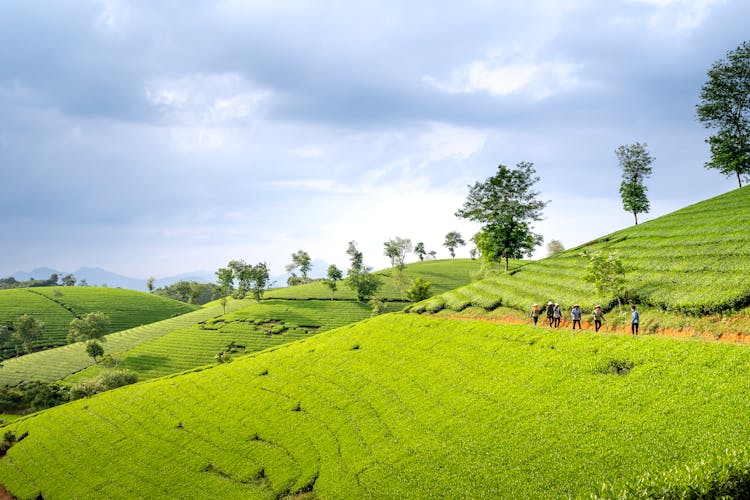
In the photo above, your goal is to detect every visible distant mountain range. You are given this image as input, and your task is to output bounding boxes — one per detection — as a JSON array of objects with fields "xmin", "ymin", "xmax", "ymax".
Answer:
[
  {"xmin": 8, "ymin": 259, "xmax": 333, "ymax": 292},
  {"xmin": 8, "ymin": 267, "xmax": 216, "ymax": 292}
]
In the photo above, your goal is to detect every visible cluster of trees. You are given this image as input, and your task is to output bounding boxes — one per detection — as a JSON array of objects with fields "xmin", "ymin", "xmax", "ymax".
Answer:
[
  {"xmin": 152, "ymin": 281, "xmax": 219, "ymax": 305},
  {"xmin": 215, "ymin": 260, "xmax": 271, "ymax": 312},
  {"xmin": 0, "ymin": 273, "xmax": 80, "ymax": 290}
]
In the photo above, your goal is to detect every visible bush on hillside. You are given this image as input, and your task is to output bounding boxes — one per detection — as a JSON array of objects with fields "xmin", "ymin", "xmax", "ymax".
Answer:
[
  {"xmin": 0, "ymin": 381, "xmax": 70, "ymax": 413},
  {"xmin": 70, "ymin": 369, "xmax": 139, "ymax": 399}
]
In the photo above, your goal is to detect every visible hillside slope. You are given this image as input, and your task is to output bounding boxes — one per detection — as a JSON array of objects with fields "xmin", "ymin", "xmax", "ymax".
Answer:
[
  {"xmin": 410, "ymin": 186, "xmax": 750, "ymax": 316},
  {"xmin": 2, "ymin": 314, "xmax": 750, "ymax": 498},
  {"xmin": 0, "ymin": 287, "xmax": 197, "ymax": 357}
]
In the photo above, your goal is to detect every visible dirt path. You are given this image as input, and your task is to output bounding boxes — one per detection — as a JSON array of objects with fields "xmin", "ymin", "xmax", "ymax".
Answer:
[{"xmin": 441, "ymin": 314, "xmax": 750, "ymax": 345}]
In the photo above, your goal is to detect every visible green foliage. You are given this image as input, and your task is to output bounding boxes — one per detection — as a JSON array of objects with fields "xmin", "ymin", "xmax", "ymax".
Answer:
[
  {"xmin": 70, "ymin": 369, "xmax": 139, "ymax": 399},
  {"xmin": 457, "ymin": 162, "xmax": 547, "ymax": 271},
  {"xmin": 68, "ymin": 311, "xmax": 111, "ymax": 344},
  {"xmin": 546, "ymin": 239, "xmax": 565, "ymax": 256},
  {"xmin": 383, "ymin": 237, "xmax": 412, "ymax": 270},
  {"xmin": 286, "ymin": 250, "xmax": 313, "ymax": 281},
  {"xmin": 85, "ymin": 340, "xmax": 104, "ymax": 361},
  {"xmin": 227, "ymin": 260, "xmax": 270, "ymax": 301},
  {"xmin": 414, "ymin": 241, "xmax": 426, "ymax": 261},
  {"xmin": 11, "ymin": 315, "xmax": 44, "ymax": 354},
  {"xmin": 0, "ymin": 381, "xmax": 70, "ymax": 412},
  {"xmin": 323, "ymin": 264, "xmax": 343, "ymax": 300},
  {"xmin": 369, "ymin": 298, "xmax": 386, "ymax": 317},
  {"xmin": 404, "ymin": 277, "xmax": 432, "ymax": 303},
  {"xmin": 419, "ymin": 186, "xmax": 750, "ymax": 316},
  {"xmin": 346, "ymin": 269, "xmax": 383, "ymax": 302},
  {"xmin": 153, "ymin": 281, "xmax": 218, "ymax": 305},
  {"xmin": 443, "ymin": 231, "xmax": 466, "ymax": 259},
  {"xmin": 696, "ymin": 40, "xmax": 750, "ymax": 187},
  {"xmin": 582, "ymin": 251, "xmax": 627, "ymax": 310},
  {"xmin": 5, "ymin": 316, "xmax": 750, "ymax": 498},
  {"xmin": 617, "ymin": 142, "xmax": 654, "ymax": 224}
]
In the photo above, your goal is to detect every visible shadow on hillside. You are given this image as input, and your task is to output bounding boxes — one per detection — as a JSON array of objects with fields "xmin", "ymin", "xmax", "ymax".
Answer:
[{"xmin": 121, "ymin": 354, "xmax": 170, "ymax": 371}]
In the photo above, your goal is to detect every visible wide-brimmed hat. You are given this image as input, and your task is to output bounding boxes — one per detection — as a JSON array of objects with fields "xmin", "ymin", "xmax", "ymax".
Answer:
[
  {"xmin": 574, "ymin": 304, "xmax": 579, "ymax": 307},
  {"xmin": 548, "ymin": 301, "xmax": 553, "ymax": 305},
  {"xmin": 595, "ymin": 305, "xmax": 601, "ymax": 309},
  {"xmin": 532, "ymin": 303, "xmax": 538, "ymax": 306}
]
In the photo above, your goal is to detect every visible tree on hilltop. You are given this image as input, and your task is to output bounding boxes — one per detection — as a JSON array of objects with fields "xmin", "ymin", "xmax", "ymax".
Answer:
[
  {"xmin": 443, "ymin": 231, "xmax": 466, "ymax": 260},
  {"xmin": 546, "ymin": 239, "xmax": 565, "ymax": 256},
  {"xmin": 384, "ymin": 237, "xmax": 413, "ymax": 270},
  {"xmin": 324, "ymin": 264, "xmax": 343, "ymax": 300},
  {"xmin": 696, "ymin": 41, "xmax": 750, "ymax": 188},
  {"xmin": 286, "ymin": 250, "xmax": 312, "ymax": 286},
  {"xmin": 345, "ymin": 241, "xmax": 382, "ymax": 302},
  {"xmin": 62, "ymin": 274, "xmax": 76, "ymax": 287},
  {"xmin": 215, "ymin": 267, "xmax": 234, "ymax": 314},
  {"xmin": 146, "ymin": 276, "xmax": 155, "ymax": 292},
  {"xmin": 617, "ymin": 142, "xmax": 654, "ymax": 225},
  {"xmin": 456, "ymin": 162, "xmax": 547, "ymax": 272},
  {"xmin": 414, "ymin": 242, "xmax": 426, "ymax": 261}
]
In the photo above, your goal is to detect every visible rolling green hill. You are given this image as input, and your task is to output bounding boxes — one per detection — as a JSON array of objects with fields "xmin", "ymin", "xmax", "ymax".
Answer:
[
  {"xmin": 2, "ymin": 314, "xmax": 750, "ymax": 498},
  {"xmin": 0, "ymin": 287, "xmax": 197, "ymax": 358},
  {"xmin": 2, "ymin": 260, "xmax": 481, "ymax": 386},
  {"xmin": 409, "ymin": 185, "xmax": 750, "ymax": 316}
]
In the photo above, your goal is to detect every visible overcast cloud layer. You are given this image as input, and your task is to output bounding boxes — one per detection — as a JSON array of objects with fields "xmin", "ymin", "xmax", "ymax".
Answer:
[{"xmin": 1, "ymin": 0, "xmax": 748, "ymax": 279}]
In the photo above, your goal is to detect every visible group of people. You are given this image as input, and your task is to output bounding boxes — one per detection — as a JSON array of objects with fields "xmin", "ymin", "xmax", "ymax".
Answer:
[{"xmin": 529, "ymin": 301, "xmax": 640, "ymax": 335}]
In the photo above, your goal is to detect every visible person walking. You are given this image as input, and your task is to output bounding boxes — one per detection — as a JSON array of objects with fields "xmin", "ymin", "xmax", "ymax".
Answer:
[
  {"xmin": 592, "ymin": 305, "xmax": 606, "ymax": 332},
  {"xmin": 631, "ymin": 305, "xmax": 640, "ymax": 335},
  {"xmin": 571, "ymin": 304, "xmax": 582, "ymax": 330},
  {"xmin": 545, "ymin": 301, "xmax": 555, "ymax": 327},
  {"xmin": 530, "ymin": 304, "xmax": 540, "ymax": 327},
  {"xmin": 552, "ymin": 303, "xmax": 562, "ymax": 328}
]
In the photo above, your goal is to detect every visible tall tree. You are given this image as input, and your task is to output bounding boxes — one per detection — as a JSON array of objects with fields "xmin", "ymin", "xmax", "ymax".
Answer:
[
  {"xmin": 616, "ymin": 142, "xmax": 654, "ymax": 225},
  {"xmin": 247, "ymin": 262, "xmax": 270, "ymax": 302},
  {"xmin": 12, "ymin": 315, "xmax": 44, "ymax": 354},
  {"xmin": 582, "ymin": 251, "xmax": 627, "ymax": 313},
  {"xmin": 215, "ymin": 267, "xmax": 234, "ymax": 314},
  {"xmin": 696, "ymin": 41, "xmax": 750, "ymax": 188},
  {"xmin": 443, "ymin": 231, "xmax": 466, "ymax": 259},
  {"xmin": 383, "ymin": 237, "xmax": 413, "ymax": 270},
  {"xmin": 61, "ymin": 274, "xmax": 76, "ymax": 287},
  {"xmin": 146, "ymin": 276, "xmax": 155, "ymax": 292},
  {"xmin": 414, "ymin": 242, "xmax": 426, "ymax": 261},
  {"xmin": 345, "ymin": 241, "xmax": 382, "ymax": 302},
  {"xmin": 456, "ymin": 162, "xmax": 547, "ymax": 272},
  {"xmin": 324, "ymin": 264, "xmax": 343, "ymax": 300},
  {"xmin": 285, "ymin": 250, "xmax": 312, "ymax": 283},
  {"xmin": 546, "ymin": 239, "xmax": 565, "ymax": 257}
]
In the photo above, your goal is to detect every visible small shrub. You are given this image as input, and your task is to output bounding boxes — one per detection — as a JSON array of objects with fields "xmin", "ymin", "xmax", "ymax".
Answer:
[{"xmin": 598, "ymin": 358, "xmax": 635, "ymax": 376}]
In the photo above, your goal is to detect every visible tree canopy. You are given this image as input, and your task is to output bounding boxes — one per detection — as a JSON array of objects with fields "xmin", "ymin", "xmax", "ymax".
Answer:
[
  {"xmin": 443, "ymin": 231, "xmax": 466, "ymax": 259},
  {"xmin": 383, "ymin": 237, "xmax": 412, "ymax": 270},
  {"xmin": 696, "ymin": 41, "xmax": 750, "ymax": 188},
  {"xmin": 456, "ymin": 162, "xmax": 547, "ymax": 271},
  {"xmin": 616, "ymin": 142, "xmax": 654, "ymax": 225}
]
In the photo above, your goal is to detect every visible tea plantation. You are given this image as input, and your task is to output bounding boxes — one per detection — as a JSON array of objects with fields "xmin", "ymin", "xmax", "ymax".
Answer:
[
  {"xmin": 0, "ymin": 287, "xmax": 196, "ymax": 357},
  {"xmin": 409, "ymin": 185, "xmax": 750, "ymax": 316},
  {"xmin": 2, "ymin": 314, "xmax": 750, "ymax": 498}
]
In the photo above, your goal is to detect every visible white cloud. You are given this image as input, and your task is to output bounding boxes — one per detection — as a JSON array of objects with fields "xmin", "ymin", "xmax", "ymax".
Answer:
[
  {"xmin": 624, "ymin": 0, "xmax": 726, "ymax": 33},
  {"xmin": 423, "ymin": 55, "xmax": 583, "ymax": 99}
]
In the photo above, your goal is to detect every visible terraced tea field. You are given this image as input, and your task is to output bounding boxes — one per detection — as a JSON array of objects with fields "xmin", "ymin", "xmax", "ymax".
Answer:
[
  {"xmin": 3, "ymin": 314, "xmax": 750, "ymax": 498},
  {"xmin": 68, "ymin": 299, "xmax": 405, "ymax": 382},
  {"xmin": 411, "ymin": 185, "xmax": 750, "ymax": 317},
  {"xmin": 0, "ymin": 287, "xmax": 196, "ymax": 357},
  {"xmin": 0, "ymin": 298, "xmax": 255, "ymax": 386}
]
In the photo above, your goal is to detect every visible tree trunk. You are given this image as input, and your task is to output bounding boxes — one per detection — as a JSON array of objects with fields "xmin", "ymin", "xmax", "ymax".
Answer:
[
  {"xmin": 738, "ymin": 169, "xmax": 743, "ymax": 188},
  {"xmin": 633, "ymin": 212, "xmax": 638, "ymax": 225},
  {"xmin": 504, "ymin": 256, "xmax": 509, "ymax": 272}
]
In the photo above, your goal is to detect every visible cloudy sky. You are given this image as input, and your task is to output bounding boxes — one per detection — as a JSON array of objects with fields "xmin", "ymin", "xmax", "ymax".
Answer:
[{"xmin": 1, "ymin": 0, "xmax": 748, "ymax": 279}]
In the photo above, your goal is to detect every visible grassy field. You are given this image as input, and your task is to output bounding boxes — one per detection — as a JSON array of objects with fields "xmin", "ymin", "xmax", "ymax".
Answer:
[
  {"xmin": 0, "ymin": 298, "xmax": 255, "ymax": 386},
  {"xmin": 2, "ymin": 314, "xmax": 750, "ymax": 498},
  {"xmin": 0, "ymin": 287, "xmax": 196, "ymax": 357},
  {"xmin": 409, "ymin": 185, "xmax": 750, "ymax": 318},
  {"xmin": 67, "ymin": 299, "xmax": 404, "ymax": 382}
]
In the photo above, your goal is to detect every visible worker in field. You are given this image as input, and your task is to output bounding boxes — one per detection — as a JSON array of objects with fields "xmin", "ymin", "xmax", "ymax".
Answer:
[
  {"xmin": 553, "ymin": 303, "xmax": 562, "ymax": 328},
  {"xmin": 631, "ymin": 305, "xmax": 640, "ymax": 335},
  {"xmin": 571, "ymin": 304, "xmax": 582, "ymax": 330},
  {"xmin": 530, "ymin": 304, "xmax": 540, "ymax": 327},
  {"xmin": 545, "ymin": 301, "xmax": 555, "ymax": 327},
  {"xmin": 592, "ymin": 305, "xmax": 606, "ymax": 332}
]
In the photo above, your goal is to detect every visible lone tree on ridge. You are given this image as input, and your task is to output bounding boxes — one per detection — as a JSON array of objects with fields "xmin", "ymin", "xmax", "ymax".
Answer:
[
  {"xmin": 443, "ymin": 231, "xmax": 466, "ymax": 260},
  {"xmin": 616, "ymin": 142, "xmax": 654, "ymax": 225}
]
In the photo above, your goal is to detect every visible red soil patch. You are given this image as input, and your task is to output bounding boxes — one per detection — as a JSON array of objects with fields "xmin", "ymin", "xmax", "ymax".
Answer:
[{"xmin": 442, "ymin": 315, "xmax": 750, "ymax": 344}]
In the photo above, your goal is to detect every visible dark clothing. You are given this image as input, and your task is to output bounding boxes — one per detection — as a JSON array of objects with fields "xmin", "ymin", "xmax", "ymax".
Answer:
[
  {"xmin": 631, "ymin": 322, "xmax": 639, "ymax": 335},
  {"xmin": 572, "ymin": 319, "xmax": 581, "ymax": 330},
  {"xmin": 594, "ymin": 320, "xmax": 602, "ymax": 332}
]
